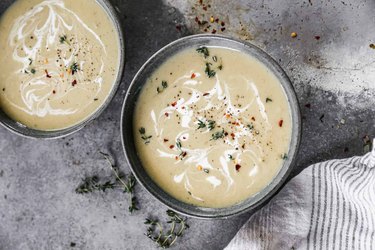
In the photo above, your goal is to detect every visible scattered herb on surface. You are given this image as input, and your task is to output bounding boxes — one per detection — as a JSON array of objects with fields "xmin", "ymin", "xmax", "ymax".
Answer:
[
  {"xmin": 59, "ymin": 35, "xmax": 71, "ymax": 45},
  {"xmin": 218, "ymin": 65, "xmax": 223, "ymax": 70},
  {"xmin": 203, "ymin": 169, "xmax": 209, "ymax": 174},
  {"xmin": 212, "ymin": 56, "xmax": 217, "ymax": 62},
  {"xmin": 196, "ymin": 46, "xmax": 209, "ymax": 58},
  {"xmin": 370, "ymin": 44, "xmax": 375, "ymax": 49},
  {"xmin": 266, "ymin": 97, "xmax": 273, "ymax": 103},
  {"xmin": 197, "ymin": 119, "xmax": 206, "ymax": 130},
  {"xmin": 319, "ymin": 114, "xmax": 325, "ymax": 123},
  {"xmin": 28, "ymin": 58, "xmax": 33, "ymax": 65},
  {"xmin": 30, "ymin": 69, "xmax": 36, "ymax": 74},
  {"xmin": 145, "ymin": 210, "xmax": 189, "ymax": 249},
  {"xmin": 228, "ymin": 154, "xmax": 234, "ymax": 160},
  {"xmin": 205, "ymin": 63, "xmax": 216, "ymax": 78},
  {"xmin": 70, "ymin": 62, "xmax": 80, "ymax": 75},
  {"xmin": 247, "ymin": 123, "xmax": 254, "ymax": 130},
  {"xmin": 139, "ymin": 127, "xmax": 152, "ymax": 144},
  {"xmin": 157, "ymin": 81, "xmax": 168, "ymax": 93},
  {"xmin": 281, "ymin": 153, "xmax": 288, "ymax": 160},
  {"xmin": 75, "ymin": 152, "xmax": 139, "ymax": 213},
  {"xmin": 207, "ymin": 120, "xmax": 216, "ymax": 131},
  {"xmin": 211, "ymin": 129, "xmax": 225, "ymax": 140}
]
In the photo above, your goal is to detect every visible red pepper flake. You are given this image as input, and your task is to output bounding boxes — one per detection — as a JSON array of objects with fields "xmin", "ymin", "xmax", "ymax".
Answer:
[
  {"xmin": 212, "ymin": 29, "xmax": 217, "ymax": 34},
  {"xmin": 242, "ymin": 143, "xmax": 245, "ymax": 149},
  {"xmin": 182, "ymin": 152, "xmax": 187, "ymax": 157},
  {"xmin": 221, "ymin": 27, "xmax": 226, "ymax": 32},
  {"xmin": 204, "ymin": 28, "xmax": 208, "ymax": 32},
  {"xmin": 215, "ymin": 18, "xmax": 219, "ymax": 23},
  {"xmin": 221, "ymin": 21, "xmax": 225, "ymax": 26},
  {"xmin": 165, "ymin": 112, "xmax": 169, "ymax": 117},
  {"xmin": 195, "ymin": 17, "xmax": 199, "ymax": 23},
  {"xmin": 224, "ymin": 132, "xmax": 229, "ymax": 136},
  {"xmin": 171, "ymin": 101, "xmax": 177, "ymax": 107},
  {"xmin": 199, "ymin": 0, "xmax": 203, "ymax": 4},
  {"xmin": 182, "ymin": 136, "xmax": 186, "ymax": 140},
  {"xmin": 72, "ymin": 80, "xmax": 77, "ymax": 86},
  {"xmin": 251, "ymin": 116, "xmax": 256, "ymax": 121},
  {"xmin": 175, "ymin": 156, "xmax": 179, "ymax": 160},
  {"xmin": 163, "ymin": 139, "xmax": 169, "ymax": 142},
  {"xmin": 235, "ymin": 164, "xmax": 241, "ymax": 171},
  {"xmin": 279, "ymin": 119, "xmax": 284, "ymax": 127},
  {"xmin": 181, "ymin": 106, "xmax": 185, "ymax": 109},
  {"xmin": 230, "ymin": 133, "xmax": 235, "ymax": 138},
  {"xmin": 45, "ymin": 69, "xmax": 51, "ymax": 78},
  {"xmin": 169, "ymin": 145, "xmax": 175, "ymax": 149},
  {"xmin": 203, "ymin": 6, "xmax": 207, "ymax": 11},
  {"xmin": 203, "ymin": 93, "xmax": 210, "ymax": 96},
  {"xmin": 314, "ymin": 35, "xmax": 321, "ymax": 40},
  {"xmin": 175, "ymin": 25, "xmax": 182, "ymax": 31},
  {"xmin": 191, "ymin": 73, "xmax": 196, "ymax": 79},
  {"xmin": 52, "ymin": 90, "xmax": 56, "ymax": 94}
]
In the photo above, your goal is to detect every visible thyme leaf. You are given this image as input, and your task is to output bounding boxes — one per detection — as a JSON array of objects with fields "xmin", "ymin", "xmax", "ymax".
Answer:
[
  {"xmin": 266, "ymin": 97, "xmax": 273, "ymax": 103},
  {"xmin": 211, "ymin": 129, "xmax": 225, "ymax": 140},
  {"xmin": 205, "ymin": 63, "xmax": 216, "ymax": 78},
  {"xmin": 59, "ymin": 35, "xmax": 71, "ymax": 46},
  {"xmin": 196, "ymin": 46, "xmax": 209, "ymax": 58},
  {"xmin": 70, "ymin": 62, "xmax": 80, "ymax": 75},
  {"xmin": 139, "ymin": 127, "xmax": 152, "ymax": 144},
  {"xmin": 157, "ymin": 81, "xmax": 168, "ymax": 93},
  {"xmin": 145, "ymin": 210, "xmax": 189, "ymax": 248},
  {"xmin": 197, "ymin": 119, "xmax": 206, "ymax": 130},
  {"xmin": 207, "ymin": 120, "xmax": 216, "ymax": 131}
]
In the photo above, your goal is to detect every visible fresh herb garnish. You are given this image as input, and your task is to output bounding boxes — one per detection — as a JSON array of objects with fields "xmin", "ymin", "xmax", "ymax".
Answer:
[
  {"xmin": 281, "ymin": 153, "xmax": 288, "ymax": 160},
  {"xmin": 70, "ymin": 62, "xmax": 80, "ymax": 75},
  {"xmin": 59, "ymin": 35, "xmax": 71, "ymax": 45},
  {"xmin": 211, "ymin": 129, "xmax": 225, "ymax": 140},
  {"xmin": 76, "ymin": 152, "xmax": 139, "ymax": 213},
  {"xmin": 196, "ymin": 46, "xmax": 209, "ymax": 58},
  {"xmin": 218, "ymin": 65, "xmax": 223, "ymax": 70},
  {"xmin": 228, "ymin": 154, "xmax": 235, "ymax": 160},
  {"xmin": 28, "ymin": 58, "xmax": 33, "ymax": 65},
  {"xmin": 247, "ymin": 123, "xmax": 254, "ymax": 130},
  {"xmin": 30, "ymin": 69, "xmax": 36, "ymax": 74},
  {"xmin": 175, "ymin": 139, "xmax": 187, "ymax": 159},
  {"xmin": 197, "ymin": 119, "xmax": 206, "ymax": 130},
  {"xmin": 139, "ymin": 127, "xmax": 152, "ymax": 144},
  {"xmin": 266, "ymin": 97, "xmax": 273, "ymax": 103},
  {"xmin": 212, "ymin": 56, "xmax": 217, "ymax": 62},
  {"xmin": 145, "ymin": 210, "xmax": 189, "ymax": 249},
  {"xmin": 157, "ymin": 81, "xmax": 168, "ymax": 93},
  {"xmin": 205, "ymin": 63, "xmax": 216, "ymax": 78},
  {"xmin": 176, "ymin": 139, "xmax": 182, "ymax": 151},
  {"xmin": 207, "ymin": 120, "xmax": 216, "ymax": 131}
]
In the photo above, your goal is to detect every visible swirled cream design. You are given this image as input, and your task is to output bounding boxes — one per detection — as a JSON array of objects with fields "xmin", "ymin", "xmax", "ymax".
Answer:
[
  {"xmin": 0, "ymin": 0, "xmax": 120, "ymax": 130},
  {"xmin": 134, "ymin": 47, "xmax": 292, "ymax": 208}
]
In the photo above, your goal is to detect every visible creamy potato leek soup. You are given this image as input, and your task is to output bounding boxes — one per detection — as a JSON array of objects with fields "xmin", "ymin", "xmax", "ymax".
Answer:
[
  {"xmin": 134, "ymin": 46, "xmax": 292, "ymax": 208},
  {"xmin": 0, "ymin": 0, "xmax": 120, "ymax": 130}
]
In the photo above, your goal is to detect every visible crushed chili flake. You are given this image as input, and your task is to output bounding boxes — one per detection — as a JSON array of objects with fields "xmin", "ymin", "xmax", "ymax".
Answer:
[
  {"xmin": 182, "ymin": 152, "xmax": 187, "ymax": 157},
  {"xmin": 191, "ymin": 73, "xmax": 196, "ymax": 79},
  {"xmin": 221, "ymin": 21, "xmax": 225, "ymax": 26},
  {"xmin": 72, "ymin": 80, "xmax": 77, "ymax": 86},
  {"xmin": 169, "ymin": 145, "xmax": 175, "ymax": 149},
  {"xmin": 251, "ymin": 116, "xmax": 256, "ymax": 121},
  {"xmin": 164, "ymin": 139, "xmax": 169, "ymax": 142},
  {"xmin": 314, "ymin": 35, "xmax": 321, "ymax": 40},
  {"xmin": 52, "ymin": 90, "xmax": 56, "ymax": 94},
  {"xmin": 221, "ymin": 27, "xmax": 226, "ymax": 32},
  {"xmin": 279, "ymin": 119, "xmax": 284, "ymax": 127},
  {"xmin": 224, "ymin": 132, "xmax": 229, "ymax": 136},
  {"xmin": 171, "ymin": 101, "xmax": 177, "ymax": 107},
  {"xmin": 45, "ymin": 69, "xmax": 51, "ymax": 78},
  {"xmin": 212, "ymin": 29, "xmax": 217, "ymax": 34},
  {"xmin": 203, "ymin": 6, "xmax": 207, "ymax": 11},
  {"xmin": 165, "ymin": 112, "xmax": 169, "ymax": 117},
  {"xmin": 235, "ymin": 164, "xmax": 241, "ymax": 171},
  {"xmin": 203, "ymin": 93, "xmax": 210, "ymax": 96},
  {"xmin": 175, "ymin": 156, "xmax": 179, "ymax": 160},
  {"xmin": 230, "ymin": 133, "xmax": 235, "ymax": 138}
]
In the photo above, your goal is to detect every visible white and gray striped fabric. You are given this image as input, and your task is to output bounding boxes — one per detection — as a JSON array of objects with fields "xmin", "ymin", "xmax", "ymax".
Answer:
[{"xmin": 226, "ymin": 143, "xmax": 375, "ymax": 250}]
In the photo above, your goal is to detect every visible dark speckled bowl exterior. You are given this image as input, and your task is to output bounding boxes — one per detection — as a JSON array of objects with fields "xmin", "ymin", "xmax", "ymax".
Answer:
[
  {"xmin": 0, "ymin": 0, "xmax": 125, "ymax": 139},
  {"xmin": 121, "ymin": 34, "xmax": 301, "ymax": 219}
]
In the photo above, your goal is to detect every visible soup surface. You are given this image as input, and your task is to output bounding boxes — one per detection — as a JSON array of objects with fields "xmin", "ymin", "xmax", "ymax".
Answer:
[
  {"xmin": 134, "ymin": 46, "xmax": 292, "ymax": 208},
  {"xmin": 0, "ymin": 0, "xmax": 120, "ymax": 130}
]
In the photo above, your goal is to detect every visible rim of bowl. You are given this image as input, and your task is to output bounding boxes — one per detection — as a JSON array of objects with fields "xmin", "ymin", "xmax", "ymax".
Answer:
[
  {"xmin": 0, "ymin": 0, "xmax": 125, "ymax": 139},
  {"xmin": 121, "ymin": 34, "xmax": 301, "ymax": 219}
]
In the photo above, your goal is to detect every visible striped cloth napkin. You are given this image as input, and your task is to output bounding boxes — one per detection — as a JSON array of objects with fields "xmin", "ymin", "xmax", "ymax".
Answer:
[{"xmin": 225, "ymin": 141, "xmax": 375, "ymax": 250}]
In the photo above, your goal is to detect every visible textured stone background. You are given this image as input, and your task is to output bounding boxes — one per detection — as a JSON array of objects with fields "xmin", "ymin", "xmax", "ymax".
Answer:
[{"xmin": 0, "ymin": 0, "xmax": 374, "ymax": 249}]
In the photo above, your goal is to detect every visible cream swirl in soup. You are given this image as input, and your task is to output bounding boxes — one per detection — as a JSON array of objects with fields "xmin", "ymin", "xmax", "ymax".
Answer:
[
  {"xmin": 134, "ymin": 47, "xmax": 292, "ymax": 208},
  {"xmin": 0, "ymin": 0, "xmax": 120, "ymax": 130}
]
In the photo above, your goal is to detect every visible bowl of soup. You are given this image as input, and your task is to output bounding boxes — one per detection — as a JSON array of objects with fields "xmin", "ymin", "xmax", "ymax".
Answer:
[
  {"xmin": 0, "ymin": 0, "xmax": 124, "ymax": 138},
  {"xmin": 121, "ymin": 34, "xmax": 301, "ymax": 218}
]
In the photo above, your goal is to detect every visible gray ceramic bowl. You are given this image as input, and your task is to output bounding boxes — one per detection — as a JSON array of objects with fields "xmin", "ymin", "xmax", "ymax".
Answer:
[
  {"xmin": 0, "ymin": 0, "xmax": 125, "ymax": 139},
  {"xmin": 121, "ymin": 34, "xmax": 301, "ymax": 219}
]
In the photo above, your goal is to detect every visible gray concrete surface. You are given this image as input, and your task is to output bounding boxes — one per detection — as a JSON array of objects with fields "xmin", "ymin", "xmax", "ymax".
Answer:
[{"xmin": 0, "ymin": 0, "xmax": 374, "ymax": 249}]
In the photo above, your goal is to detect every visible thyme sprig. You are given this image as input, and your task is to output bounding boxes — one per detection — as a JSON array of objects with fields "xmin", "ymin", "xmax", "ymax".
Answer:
[
  {"xmin": 139, "ymin": 127, "xmax": 152, "ymax": 144},
  {"xmin": 145, "ymin": 210, "xmax": 189, "ymax": 249},
  {"xmin": 207, "ymin": 120, "xmax": 216, "ymax": 131},
  {"xmin": 205, "ymin": 63, "xmax": 216, "ymax": 78},
  {"xmin": 197, "ymin": 119, "xmax": 206, "ymax": 130},
  {"xmin": 196, "ymin": 46, "xmax": 209, "ymax": 58},
  {"xmin": 70, "ymin": 62, "xmax": 80, "ymax": 75},
  {"xmin": 211, "ymin": 129, "xmax": 225, "ymax": 140},
  {"xmin": 175, "ymin": 139, "xmax": 186, "ymax": 159},
  {"xmin": 59, "ymin": 35, "xmax": 71, "ymax": 46},
  {"xmin": 75, "ymin": 152, "xmax": 139, "ymax": 213}
]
